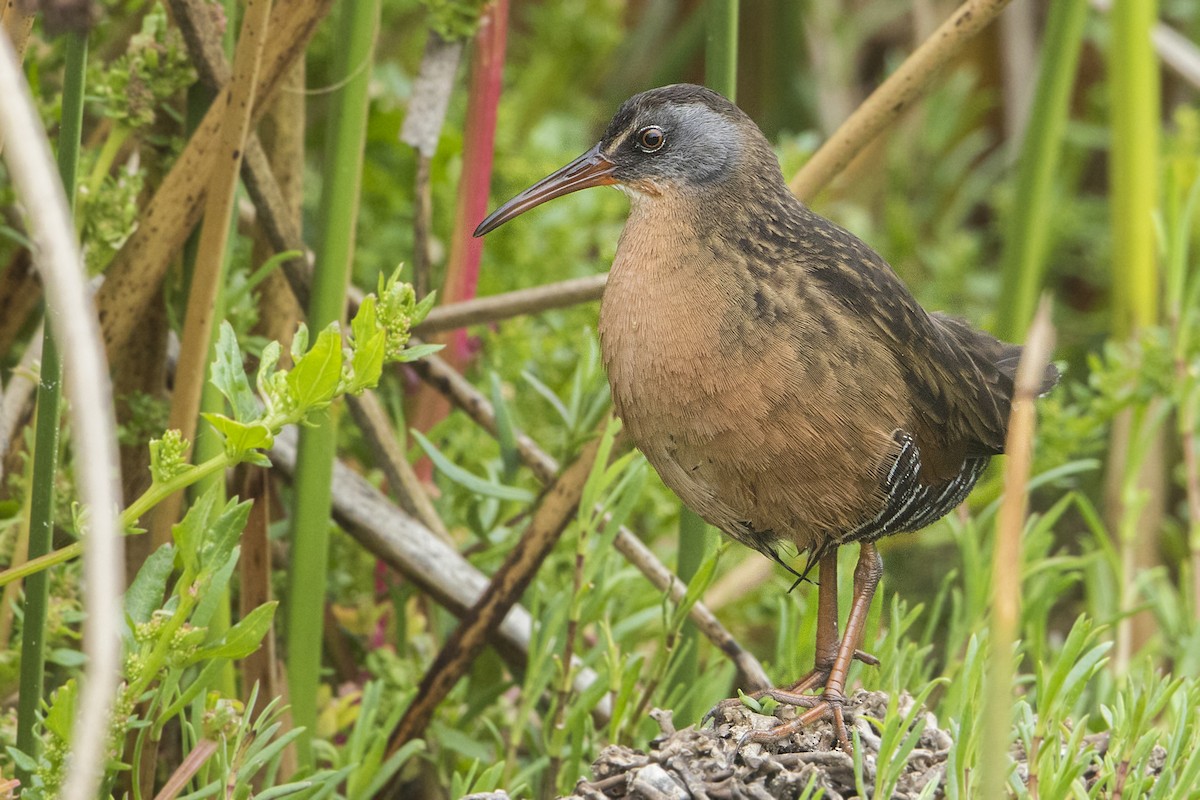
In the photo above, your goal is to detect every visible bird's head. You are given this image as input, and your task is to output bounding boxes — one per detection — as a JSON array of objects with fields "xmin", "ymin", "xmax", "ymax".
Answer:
[{"xmin": 474, "ymin": 84, "xmax": 783, "ymax": 236}]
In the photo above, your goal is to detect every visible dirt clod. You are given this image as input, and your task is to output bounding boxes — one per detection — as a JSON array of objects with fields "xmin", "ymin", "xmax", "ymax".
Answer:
[{"xmin": 565, "ymin": 691, "xmax": 949, "ymax": 800}]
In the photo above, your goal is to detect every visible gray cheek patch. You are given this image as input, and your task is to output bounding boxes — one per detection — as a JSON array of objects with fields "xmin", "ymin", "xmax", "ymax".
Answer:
[{"xmin": 670, "ymin": 104, "xmax": 738, "ymax": 183}]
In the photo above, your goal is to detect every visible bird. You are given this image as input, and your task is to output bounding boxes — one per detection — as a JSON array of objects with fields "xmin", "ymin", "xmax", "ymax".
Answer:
[{"xmin": 474, "ymin": 83, "xmax": 1058, "ymax": 751}]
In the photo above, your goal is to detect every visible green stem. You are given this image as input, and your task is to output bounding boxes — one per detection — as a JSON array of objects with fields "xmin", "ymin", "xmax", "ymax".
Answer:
[
  {"xmin": 994, "ymin": 0, "xmax": 1088, "ymax": 340},
  {"xmin": 1109, "ymin": 0, "xmax": 1160, "ymax": 337},
  {"xmin": 84, "ymin": 123, "xmax": 131, "ymax": 203},
  {"xmin": 286, "ymin": 0, "xmax": 379, "ymax": 766},
  {"xmin": 194, "ymin": 200, "xmax": 237, "ymax": 699},
  {"xmin": 704, "ymin": 0, "xmax": 738, "ymax": 101},
  {"xmin": 15, "ymin": 31, "xmax": 86, "ymax": 784}
]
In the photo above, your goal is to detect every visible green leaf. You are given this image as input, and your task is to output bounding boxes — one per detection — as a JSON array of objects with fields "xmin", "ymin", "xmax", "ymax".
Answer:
[
  {"xmin": 202, "ymin": 413, "xmax": 275, "ymax": 458},
  {"xmin": 257, "ymin": 340, "xmax": 284, "ymax": 412},
  {"xmin": 45, "ymin": 647, "xmax": 88, "ymax": 669},
  {"xmin": 125, "ymin": 543, "xmax": 176, "ymax": 625},
  {"xmin": 290, "ymin": 322, "xmax": 309, "ymax": 363},
  {"xmin": 349, "ymin": 295, "xmax": 385, "ymax": 392},
  {"xmin": 287, "ymin": 324, "xmax": 344, "ymax": 411},
  {"xmin": 489, "ymin": 373, "xmax": 519, "ymax": 481},
  {"xmin": 199, "ymin": 498, "xmax": 252, "ymax": 579},
  {"xmin": 192, "ymin": 546, "xmax": 241, "ymax": 628},
  {"xmin": 190, "ymin": 601, "xmax": 278, "ymax": 663},
  {"xmin": 44, "ymin": 680, "xmax": 78, "ymax": 740},
  {"xmin": 350, "ymin": 293, "xmax": 378, "ymax": 344},
  {"xmin": 413, "ymin": 288, "xmax": 437, "ymax": 324},
  {"xmin": 410, "ymin": 429, "xmax": 536, "ymax": 503},
  {"xmin": 210, "ymin": 322, "xmax": 260, "ymax": 422},
  {"xmin": 394, "ymin": 342, "xmax": 444, "ymax": 363},
  {"xmin": 6, "ymin": 746, "xmax": 38, "ymax": 773},
  {"xmin": 172, "ymin": 485, "xmax": 220, "ymax": 576},
  {"xmin": 349, "ymin": 331, "xmax": 385, "ymax": 393}
]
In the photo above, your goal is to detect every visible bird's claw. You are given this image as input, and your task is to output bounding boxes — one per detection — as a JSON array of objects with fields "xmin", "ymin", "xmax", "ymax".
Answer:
[
  {"xmin": 702, "ymin": 648, "xmax": 878, "ymax": 730},
  {"xmin": 735, "ymin": 691, "xmax": 853, "ymax": 754},
  {"xmin": 853, "ymin": 648, "xmax": 880, "ymax": 666}
]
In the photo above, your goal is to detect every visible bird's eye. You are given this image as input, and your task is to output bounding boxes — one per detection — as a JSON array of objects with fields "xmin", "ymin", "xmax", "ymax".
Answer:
[{"xmin": 636, "ymin": 125, "xmax": 666, "ymax": 153}]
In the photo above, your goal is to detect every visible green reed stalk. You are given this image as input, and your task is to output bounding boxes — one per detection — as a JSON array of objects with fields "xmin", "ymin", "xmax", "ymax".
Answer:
[
  {"xmin": 286, "ymin": 0, "xmax": 379, "ymax": 766},
  {"xmin": 995, "ymin": 0, "xmax": 1087, "ymax": 340},
  {"xmin": 704, "ymin": 0, "xmax": 738, "ymax": 101},
  {"xmin": 1109, "ymin": 0, "xmax": 1159, "ymax": 337},
  {"xmin": 15, "ymin": 31, "xmax": 86, "ymax": 786},
  {"xmin": 1108, "ymin": 0, "xmax": 1161, "ymax": 675}
]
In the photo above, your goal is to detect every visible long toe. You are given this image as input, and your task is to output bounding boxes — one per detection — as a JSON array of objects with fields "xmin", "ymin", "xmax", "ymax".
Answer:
[{"xmin": 738, "ymin": 692, "xmax": 853, "ymax": 753}]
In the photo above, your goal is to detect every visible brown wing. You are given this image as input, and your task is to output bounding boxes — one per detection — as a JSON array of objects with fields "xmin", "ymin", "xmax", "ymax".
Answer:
[{"xmin": 793, "ymin": 206, "xmax": 1058, "ymax": 478}]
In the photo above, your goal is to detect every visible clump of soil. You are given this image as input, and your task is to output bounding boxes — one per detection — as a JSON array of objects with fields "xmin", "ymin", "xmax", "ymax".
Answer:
[
  {"xmin": 566, "ymin": 690, "xmax": 949, "ymax": 799},
  {"xmin": 464, "ymin": 689, "xmax": 1166, "ymax": 799}
]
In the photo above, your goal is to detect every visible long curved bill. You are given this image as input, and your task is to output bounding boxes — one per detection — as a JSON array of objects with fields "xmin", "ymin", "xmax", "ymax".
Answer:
[{"xmin": 474, "ymin": 143, "xmax": 617, "ymax": 237}]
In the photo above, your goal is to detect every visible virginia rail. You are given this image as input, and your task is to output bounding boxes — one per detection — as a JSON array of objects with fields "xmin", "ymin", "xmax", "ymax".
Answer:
[{"xmin": 475, "ymin": 84, "xmax": 1057, "ymax": 750}]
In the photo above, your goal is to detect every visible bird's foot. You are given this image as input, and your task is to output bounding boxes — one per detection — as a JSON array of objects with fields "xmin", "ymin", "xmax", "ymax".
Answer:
[
  {"xmin": 702, "ymin": 648, "xmax": 877, "ymax": 728},
  {"xmin": 738, "ymin": 690, "xmax": 853, "ymax": 752}
]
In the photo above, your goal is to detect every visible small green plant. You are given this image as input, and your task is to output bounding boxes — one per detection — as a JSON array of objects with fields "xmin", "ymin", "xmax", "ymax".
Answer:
[{"xmin": 0, "ymin": 269, "xmax": 438, "ymax": 589}]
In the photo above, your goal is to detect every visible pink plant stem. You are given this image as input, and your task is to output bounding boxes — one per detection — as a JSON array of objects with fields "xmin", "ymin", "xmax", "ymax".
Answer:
[{"xmin": 444, "ymin": 0, "xmax": 508, "ymax": 365}]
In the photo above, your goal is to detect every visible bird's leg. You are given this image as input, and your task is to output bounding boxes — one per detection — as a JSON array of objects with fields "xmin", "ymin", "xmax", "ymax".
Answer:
[
  {"xmin": 744, "ymin": 543, "xmax": 884, "ymax": 751},
  {"xmin": 761, "ymin": 553, "xmax": 840, "ymax": 702},
  {"xmin": 760, "ymin": 551, "xmax": 880, "ymax": 706},
  {"xmin": 705, "ymin": 551, "xmax": 879, "ymax": 728}
]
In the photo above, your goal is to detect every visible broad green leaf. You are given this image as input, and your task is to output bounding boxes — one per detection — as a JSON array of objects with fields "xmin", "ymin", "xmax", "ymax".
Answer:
[
  {"xmin": 350, "ymin": 293, "xmax": 378, "ymax": 344},
  {"xmin": 348, "ymin": 330, "xmax": 385, "ymax": 393},
  {"xmin": 287, "ymin": 325, "xmax": 344, "ymax": 410},
  {"xmin": 410, "ymin": 429, "xmax": 535, "ymax": 502},
  {"xmin": 190, "ymin": 601, "xmax": 278, "ymax": 663},
  {"xmin": 202, "ymin": 413, "xmax": 274, "ymax": 457},
  {"xmin": 349, "ymin": 296, "xmax": 385, "ymax": 392},
  {"xmin": 199, "ymin": 498, "xmax": 252, "ymax": 579},
  {"xmin": 210, "ymin": 322, "xmax": 259, "ymax": 422},
  {"xmin": 44, "ymin": 680, "xmax": 78, "ymax": 740},
  {"xmin": 173, "ymin": 485, "xmax": 220, "ymax": 576},
  {"xmin": 125, "ymin": 543, "xmax": 176, "ymax": 625}
]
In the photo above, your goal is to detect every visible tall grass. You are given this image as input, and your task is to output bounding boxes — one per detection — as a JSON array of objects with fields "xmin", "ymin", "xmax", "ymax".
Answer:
[
  {"xmin": 286, "ymin": 0, "xmax": 380, "ymax": 765},
  {"xmin": 14, "ymin": 29, "xmax": 87, "ymax": 789},
  {"xmin": 1107, "ymin": 0, "xmax": 1164, "ymax": 674},
  {"xmin": 995, "ymin": 0, "xmax": 1088, "ymax": 341}
]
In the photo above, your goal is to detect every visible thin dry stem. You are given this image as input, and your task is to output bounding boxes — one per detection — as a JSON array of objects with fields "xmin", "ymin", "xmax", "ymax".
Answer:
[
  {"xmin": 386, "ymin": 430, "xmax": 605, "ymax": 753},
  {"xmin": 151, "ymin": 739, "xmax": 219, "ymax": 800},
  {"xmin": 345, "ymin": 391, "xmax": 452, "ymax": 541},
  {"xmin": 788, "ymin": 0, "xmax": 1013, "ymax": 201},
  {"xmin": 981, "ymin": 298, "xmax": 1055, "ymax": 800},
  {"xmin": 0, "ymin": 30, "xmax": 124, "ymax": 800},
  {"xmin": 95, "ymin": 0, "xmax": 333, "ymax": 357},
  {"xmin": 269, "ymin": 427, "xmax": 610, "ymax": 718},
  {"xmin": 413, "ymin": 274, "xmax": 608, "ymax": 336},
  {"xmin": 154, "ymin": 0, "xmax": 275, "ymax": 545},
  {"xmin": 408, "ymin": 351, "xmax": 772, "ymax": 691}
]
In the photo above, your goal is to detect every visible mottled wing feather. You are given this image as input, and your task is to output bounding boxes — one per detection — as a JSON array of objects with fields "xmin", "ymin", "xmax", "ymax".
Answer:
[{"xmin": 798, "ymin": 208, "xmax": 1055, "ymax": 462}]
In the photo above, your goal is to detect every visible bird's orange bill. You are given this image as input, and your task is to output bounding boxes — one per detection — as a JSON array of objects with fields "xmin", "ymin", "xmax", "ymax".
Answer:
[{"xmin": 474, "ymin": 143, "xmax": 617, "ymax": 236}]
